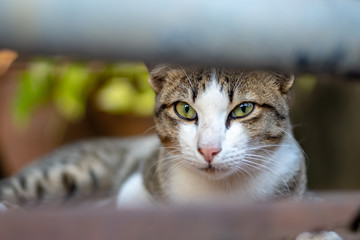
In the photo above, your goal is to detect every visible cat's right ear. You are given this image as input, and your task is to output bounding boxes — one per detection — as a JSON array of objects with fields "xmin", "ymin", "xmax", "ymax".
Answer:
[
  {"xmin": 274, "ymin": 72, "xmax": 295, "ymax": 94},
  {"xmin": 146, "ymin": 63, "xmax": 171, "ymax": 93}
]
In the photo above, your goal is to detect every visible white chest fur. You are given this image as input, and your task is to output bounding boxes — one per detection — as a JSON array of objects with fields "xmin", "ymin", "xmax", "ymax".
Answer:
[{"xmin": 117, "ymin": 173, "xmax": 152, "ymax": 207}]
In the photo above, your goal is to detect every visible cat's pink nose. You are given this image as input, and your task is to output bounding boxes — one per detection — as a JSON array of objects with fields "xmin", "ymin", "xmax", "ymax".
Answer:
[{"xmin": 198, "ymin": 147, "xmax": 221, "ymax": 163}]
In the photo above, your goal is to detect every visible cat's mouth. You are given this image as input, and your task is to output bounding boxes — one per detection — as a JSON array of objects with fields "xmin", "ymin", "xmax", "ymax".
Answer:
[
  {"xmin": 198, "ymin": 164, "xmax": 235, "ymax": 179},
  {"xmin": 202, "ymin": 165, "xmax": 216, "ymax": 174},
  {"xmin": 198, "ymin": 163, "xmax": 235, "ymax": 178}
]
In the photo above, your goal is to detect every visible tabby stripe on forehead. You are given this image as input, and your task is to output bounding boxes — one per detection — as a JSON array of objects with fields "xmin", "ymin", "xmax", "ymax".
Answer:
[
  {"xmin": 260, "ymin": 104, "xmax": 286, "ymax": 120},
  {"xmin": 192, "ymin": 88, "xmax": 198, "ymax": 102},
  {"xmin": 228, "ymin": 89, "xmax": 234, "ymax": 103}
]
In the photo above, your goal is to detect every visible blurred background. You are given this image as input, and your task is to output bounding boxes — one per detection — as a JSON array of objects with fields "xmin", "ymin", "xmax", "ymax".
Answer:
[{"xmin": 0, "ymin": 51, "xmax": 359, "ymax": 190}]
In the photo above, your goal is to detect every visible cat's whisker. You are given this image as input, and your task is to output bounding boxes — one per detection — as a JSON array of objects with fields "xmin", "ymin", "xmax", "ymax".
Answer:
[
  {"xmin": 224, "ymin": 151, "xmax": 277, "ymax": 165},
  {"xmin": 234, "ymin": 72, "xmax": 245, "ymax": 90},
  {"xmin": 158, "ymin": 157, "xmax": 182, "ymax": 167},
  {"xmin": 159, "ymin": 155, "xmax": 183, "ymax": 167},
  {"xmin": 242, "ymin": 158, "xmax": 293, "ymax": 195},
  {"xmin": 178, "ymin": 65, "xmax": 195, "ymax": 93},
  {"xmin": 275, "ymin": 126, "xmax": 310, "ymax": 164},
  {"xmin": 159, "ymin": 155, "xmax": 183, "ymax": 169},
  {"xmin": 162, "ymin": 159, "xmax": 191, "ymax": 180},
  {"xmin": 238, "ymin": 162, "xmax": 278, "ymax": 185},
  {"xmin": 162, "ymin": 150, "xmax": 183, "ymax": 156},
  {"xmin": 158, "ymin": 155, "xmax": 182, "ymax": 168},
  {"xmin": 226, "ymin": 148, "xmax": 271, "ymax": 159},
  {"xmin": 242, "ymin": 158, "xmax": 278, "ymax": 176},
  {"xmin": 223, "ymin": 159, "xmax": 277, "ymax": 173},
  {"xmin": 157, "ymin": 145, "xmax": 182, "ymax": 150},
  {"xmin": 159, "ymin": 151, "xmax": 200, "ymax": 172},
  {"xmin": 229, "ymin": 143, "xmax": 292, "ymax": 153},
  {"xmin": 232, "ymin": 164, "xmax": 256, "ymax": 180},
  {"xmin": 175, "ymin": 83, "xmax": 191, "ymax": 95},
  {"xmin": 221, "ymin": 152, "xmax": 279, "ymax": 179},
  {"xmin": 243, "ymin": 153, "xmax": 278, "ymax": 163},
  {"xmin": 225, "ymin": 143, "xmax": 296, "ymax": 164},
  {"xmin": 142, "ymin": 125, "xmax": 157, "ymax": 135}
]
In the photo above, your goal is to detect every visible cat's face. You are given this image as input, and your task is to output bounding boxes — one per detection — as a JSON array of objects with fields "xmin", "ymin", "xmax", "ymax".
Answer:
[{"xmin": 149, "ymin": 65, "xmax": 294, "ymax": 180}]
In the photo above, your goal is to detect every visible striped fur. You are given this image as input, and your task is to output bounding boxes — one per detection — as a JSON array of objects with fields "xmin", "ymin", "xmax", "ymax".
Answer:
[
  {"xmin": 0, "ymin": 65, "xmax": 306, "ymax": 208},
  {"xmin": 0, "ymin": 136, "xmax": 160, "ymax": 207}
]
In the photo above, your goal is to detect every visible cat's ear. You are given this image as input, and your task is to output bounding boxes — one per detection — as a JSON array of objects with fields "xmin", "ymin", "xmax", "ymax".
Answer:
[
  {"xmin": 275, "ymin": 73, "xmax": 295, "ymax": 94},
  {"xmin": 144, "ymin": 62, "xmax": 158, "ymax": 73},
  {"xmin": 146, "ymin": 63, "xmax": 172, "ymax": 93}
]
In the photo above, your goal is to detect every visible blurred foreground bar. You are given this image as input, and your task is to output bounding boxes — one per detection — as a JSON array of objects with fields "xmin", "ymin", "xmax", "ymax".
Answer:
[
  {"xmin": 0, "ymin": 193, "xmax": 359, "ymax": 240},
  {"xmin": 0, "ymin": 0, "xmax": 360, "ymax": 75}
]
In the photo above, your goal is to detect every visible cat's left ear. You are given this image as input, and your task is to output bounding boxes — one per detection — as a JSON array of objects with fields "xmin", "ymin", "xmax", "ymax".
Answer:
[
  {"xmin": 144, "ymin": 62, "xmax": 158, "ymax": 73},
  {"xmin": 275, "ymin": 73, "xmax": 295, "ymax": 94},
  {"xmin": 146, "ymin": 63, "xmax": 171, "ymax": 93}
]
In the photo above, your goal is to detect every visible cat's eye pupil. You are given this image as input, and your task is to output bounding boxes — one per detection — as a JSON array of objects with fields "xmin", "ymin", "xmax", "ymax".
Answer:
[
  {"xmin": 184, "ymin": 104, "xmax": 190, "ymax": 113},
  {"xmin": 240, "ymin": 105, "xmax": 247, "ymax": 113}
]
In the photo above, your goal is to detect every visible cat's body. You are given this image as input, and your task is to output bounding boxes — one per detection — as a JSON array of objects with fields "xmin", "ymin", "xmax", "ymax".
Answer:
[
  {"xmin": 0, "ymin": 65, "xmax": 307, "ymax": 207},
  {"xmin": 0, "ymin": 65, "xmax": 343, "ymax": 239}
]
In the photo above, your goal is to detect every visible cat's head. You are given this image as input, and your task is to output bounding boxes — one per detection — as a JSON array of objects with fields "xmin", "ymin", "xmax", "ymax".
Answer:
[{"xmin": 148, "ymin": 64, "xmax": 294, "ymax": 179}]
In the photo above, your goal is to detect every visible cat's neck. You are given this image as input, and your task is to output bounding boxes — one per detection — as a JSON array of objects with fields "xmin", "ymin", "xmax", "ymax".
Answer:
[{"xmin": 157, "ymin": 134, "xmax": 304, "ymax": 204}]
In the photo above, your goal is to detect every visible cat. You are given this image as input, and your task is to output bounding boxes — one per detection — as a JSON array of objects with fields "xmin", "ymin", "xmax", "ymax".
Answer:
[{"xmin": 0, "ymin": 64, "xmax": 340, "ymax": 239}]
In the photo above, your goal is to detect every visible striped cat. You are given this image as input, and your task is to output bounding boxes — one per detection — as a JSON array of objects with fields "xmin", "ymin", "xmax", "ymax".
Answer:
[
  {"xmin": 0, "ymin": 64, "xmax": 306, "ymax": 207},
  {"xmin": 0, "ymin": 64, "xmax": 343, "ymax": 239}
]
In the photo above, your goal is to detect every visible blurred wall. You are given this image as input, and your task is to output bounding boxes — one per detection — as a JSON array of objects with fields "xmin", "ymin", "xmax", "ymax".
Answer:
[{"xmin": 291, "ymin": 77, "xmax": 360, "ymax": 190}]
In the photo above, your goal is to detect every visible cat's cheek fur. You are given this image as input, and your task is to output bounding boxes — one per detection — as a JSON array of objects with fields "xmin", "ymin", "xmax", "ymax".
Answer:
[
  {"xmin": 212, "ymin": 123, "xmax": 249, "ymax": 175},
  {"xmin": 221, "ymin": 122, "xmax": 249, "ymax": 153}
]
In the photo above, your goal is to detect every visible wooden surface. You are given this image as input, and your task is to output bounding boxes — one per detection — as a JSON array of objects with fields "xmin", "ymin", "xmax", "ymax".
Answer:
[{"xmin": 0, "ymin": 193, "xmax": 359, "ymax": 240}]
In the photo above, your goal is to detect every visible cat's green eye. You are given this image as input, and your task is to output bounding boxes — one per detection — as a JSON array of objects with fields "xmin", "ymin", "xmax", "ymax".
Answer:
[
  {"xmin": 174, "ymin": 102, "xmax": 197, "ymax": 120},
  {"xmin": 232, "ymin": 102, "xmax": 254, "ymax": 118}
]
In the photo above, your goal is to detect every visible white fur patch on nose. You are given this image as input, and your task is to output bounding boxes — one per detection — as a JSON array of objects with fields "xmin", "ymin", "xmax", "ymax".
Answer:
[
  {"xmin": 198, "ymin": 122, "xmax": 223, "ymax": 149},
  {"xmin": 196, "ymin": 71, "xmax": 228, "ymax": 150}
]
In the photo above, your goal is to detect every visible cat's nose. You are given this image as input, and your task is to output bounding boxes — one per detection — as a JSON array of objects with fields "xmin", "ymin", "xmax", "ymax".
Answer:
[{"xmin": 198, "ymin": 147, "xmax": 221, "ymax": 163}]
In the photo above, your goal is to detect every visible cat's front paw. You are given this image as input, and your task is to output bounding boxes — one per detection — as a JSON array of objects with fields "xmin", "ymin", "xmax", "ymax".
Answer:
[{"xmin": 296, "ymin": 231, "xmax": 342, "ymax": 240}]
